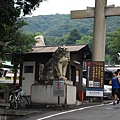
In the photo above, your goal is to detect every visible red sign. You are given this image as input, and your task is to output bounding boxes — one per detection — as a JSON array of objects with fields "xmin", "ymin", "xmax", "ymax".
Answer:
[
  {"xmin": 87, "ymin": 62, "xmax": 91, "ymax": 66},
  {"xmin": 57, "ymin": 83, "xmax": 60, "ymax": 88}
]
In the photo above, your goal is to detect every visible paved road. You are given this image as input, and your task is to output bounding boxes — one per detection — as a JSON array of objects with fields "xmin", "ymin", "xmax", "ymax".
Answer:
[
  {"xmin": 0, "ymin": 80, "xmax": 13, "ymax": 84},
  {"xmin": 14, "ymin": 103, "xmax": 120, "ymax": 120},
  {"xmin": 0, "ymin": 79, "xmax": 19, "ymax": 84}
]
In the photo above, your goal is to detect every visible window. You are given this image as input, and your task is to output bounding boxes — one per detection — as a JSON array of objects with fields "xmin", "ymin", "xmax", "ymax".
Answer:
[{"xmin": 24, "ymin": 66, "xmax": 33, "ymax": 73}]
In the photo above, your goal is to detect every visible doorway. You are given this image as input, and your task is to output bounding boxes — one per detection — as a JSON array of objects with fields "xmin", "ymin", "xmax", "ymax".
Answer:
[
  {"xmin": 71, "ymin": 65, "xmax": 76, "ymax": 85},
  {"xmin": 22, "ymin": 61, "xmax": 35, "ymax": 96}
]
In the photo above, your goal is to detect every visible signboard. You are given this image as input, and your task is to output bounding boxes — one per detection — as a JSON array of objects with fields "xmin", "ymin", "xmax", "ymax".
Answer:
[
  {"xmin": 86, "ymin": 61, "xmax": 104, "ymax": 97},
  {"xmin": 76, "ymin": 70, "xmax": 79, "ymax": 82},
  {"xmin": 53, "ymin": 81, "xmax": 64, "ymax": 97},
  {"xmin": 86, "ymin": 88, "xmax": 103, "ymax": 97}
]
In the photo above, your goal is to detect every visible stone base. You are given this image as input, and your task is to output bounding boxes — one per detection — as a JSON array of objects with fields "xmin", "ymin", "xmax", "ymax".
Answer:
[
  {"xmin": 64, "ymin": 80, "xmax": 73, "ymax": 85},
  {"xmin": 31, "ymin": 84, "xmax": 76, "ymax": 105},
  {"xmin": 36, "ymin": 80, "xmax": 73, "ymax": 86}
]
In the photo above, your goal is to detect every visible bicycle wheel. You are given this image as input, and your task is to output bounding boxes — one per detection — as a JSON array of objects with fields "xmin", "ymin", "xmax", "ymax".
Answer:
[
  {"xmin": 10, "ymin": 95, "xmax": 18, "ymax": 109},
  {"xmin": 19, "ymin": 96, "xmax": 29, "ymax": 108}
]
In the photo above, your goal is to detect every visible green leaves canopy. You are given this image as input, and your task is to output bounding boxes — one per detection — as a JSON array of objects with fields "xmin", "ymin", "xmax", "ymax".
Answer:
[
  {"xmin": 51, "ymin": 29, "xmax": 82, "ymax": 45},
  {"xmin": 0, "ymin": 0, "xmax": 43, "ymax": 48},
  {"xmin": 108, "ymin": 29, "xmax": 120, "ymax": 64},
  {"xmin": 0, "ymin": 0, "xmax": 40, "ymax": 64}
]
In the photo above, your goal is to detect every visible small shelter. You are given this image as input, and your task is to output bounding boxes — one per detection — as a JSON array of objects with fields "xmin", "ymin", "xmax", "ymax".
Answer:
[{"xmin": 19, "ymin": 45, "xmax": 91, "ymax": 98}]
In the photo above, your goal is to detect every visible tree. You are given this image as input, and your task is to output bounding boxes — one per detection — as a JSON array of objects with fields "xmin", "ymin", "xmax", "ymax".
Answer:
[
  {"xmin": 0, "ymin": 0, "xmax": 44, "ymax": 42},
  {"xmin": 0, "ymin": 0, "xmax": 44, "ymax": 44},
  {"xmin": 0, "ymin": 0, "xmax": 43, "ymax": 84},
  {"xmin": 0, "ymin": 0, "xmax": 43, "ymax": 56},
  {"xmin": 108, "ymin": 29, "xmax": 120, "ymax": 64},
  {"xmin": 16, "ymin": 0, "xmax": 45, "ymax": 15},
  {"xmin": 2, "ymin": 31, "xmax": 35, "ymax": 85},
  {"xmin": 32, "ymin": 32, "xmax": 41, "ymax": 38},
  {"xmin": 53, "ymin": 35, "xmax": 69, "ymax": 45},
  {"xmin": 0, "ymin": 0, "xmax": 44, "ymax": 16},
  {"xmin": 66, "ymin": 29, "xmax": 82, "ymax": 44},
  {"xmin": 49, "ymin": 29, "xmax": 83, "ymax": 45},
  {"xmin": 76, "ymin": 35, "xmax": 92, "ymax": 50}
]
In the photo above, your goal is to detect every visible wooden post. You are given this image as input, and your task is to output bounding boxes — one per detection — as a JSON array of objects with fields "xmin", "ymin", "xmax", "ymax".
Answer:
[{"xmin": 4, "ymin": 86, "xmax": 9, "ymax": 103}]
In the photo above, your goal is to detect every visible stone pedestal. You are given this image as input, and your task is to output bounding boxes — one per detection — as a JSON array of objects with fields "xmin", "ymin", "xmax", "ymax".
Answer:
[{"xmin": 31, "ymin": 81, "xmax": 76, "ymax": 105}]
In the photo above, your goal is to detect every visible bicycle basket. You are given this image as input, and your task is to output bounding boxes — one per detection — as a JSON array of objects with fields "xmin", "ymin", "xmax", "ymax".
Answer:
[{"xmin": 19, "ymin": 91, "xmax": 26, "ymax": 96}]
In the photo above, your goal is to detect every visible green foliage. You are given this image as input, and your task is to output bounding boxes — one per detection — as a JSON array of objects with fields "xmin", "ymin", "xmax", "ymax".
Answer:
[
  {"xmin": 0, "ymin": 0, "xmax": 43, "ymax": 44},
  {"xmin": 105, "ymin": 54, "xmax": 111, "ymax": 64},
  {"xmin": 32, "ymin": 32, "xmax": 41, "ymax": 38},
  {"xmin": 49, "ymin": 29, "xmax": 82, "ymax": 45},
  {"xmin": 0, "ymin": 0, "xmax": 38, "ymax": 60},
  {"xmin": 2, "ymin": 30, "xmax": 35, "ymax": 83},
  {"xmin": 108, "ymin": 29, "xmax": 120, "ymax": 64},
  {"xmin": 0, "ymin": 84, "xmax": 6, "ymax": 90},
  {"xmin": 66, "ymin": 29, "xmax": 82, "ymax": 44},
  {"xmin": 0, "ymin": 0, "xmax": 20, "ymax": 26},
  {"xmin": 44, "ymin": 36, "xmax": 58, "ymax": 45},
  {"xmin": 53, "ymin": 34, "xmax": 69, "ymax": 45},
  {"xmin": 0, "ymin": 0, "xmax": 42, "ymax": 83},
  {"xmin": 2, "ymin": 31, "xmax": 35, "ymax": 62},
  {"xmin": 22, "ymin": 14, "xmax": 120, "ymax": 37},
  {"xmin": 21, "ymin": 14, "xmax": 120, "ymax": 64},
  {"xmin": 76, "ymin": 35, "xmax": 92, "ymax": 49},
  {"xmin": 0, "ymin": 0, "xmax": 43, "ymax": 16},
  {"xmin": 0, "ymin": 0, "xmax": 43, "ymax": 48}
]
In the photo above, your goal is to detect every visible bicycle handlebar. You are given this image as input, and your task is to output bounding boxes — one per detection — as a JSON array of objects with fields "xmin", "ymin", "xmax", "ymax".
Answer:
[{"xmin": 12, "ymin": 87, "xmax": 22, "ymax": 93}]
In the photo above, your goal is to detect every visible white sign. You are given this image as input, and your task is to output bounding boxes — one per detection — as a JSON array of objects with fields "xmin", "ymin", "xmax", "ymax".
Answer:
[
  {"xmin": 94, "ymin": 82, "xmax": 100, "ymax": 87},
  {"xmin": 86, "ymin": 88, "xmax": 103, "ymax": 97},
  {"xmin": 89, "ymin": 81, "xmax": 93, "ymax": 87},
  {"xmin": 53, "ymin": 81, "xmax": 64, "ymax": 97}
]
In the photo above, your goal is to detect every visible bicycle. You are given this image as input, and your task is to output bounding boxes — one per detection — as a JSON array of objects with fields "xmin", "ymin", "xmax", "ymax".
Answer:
[{"xmin": 9, "ymin": 87, "xmax": 29, "ymax": 109}]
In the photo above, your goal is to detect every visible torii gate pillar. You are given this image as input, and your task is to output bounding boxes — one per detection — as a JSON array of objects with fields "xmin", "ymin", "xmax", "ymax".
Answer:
[
  {"xmin": 71, "ymin": 0, "xmax": 120, "ymax": 62},
  {"xmin": 92, "ymin": 0, "xmax": 107, "ymax": 61}
]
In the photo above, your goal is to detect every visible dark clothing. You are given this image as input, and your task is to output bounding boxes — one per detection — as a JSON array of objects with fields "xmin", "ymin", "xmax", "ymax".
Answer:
[
  {"xmin": 112, "ymin": 88, "xmax": 119, "ymax": 96},
  {"xmin": 112, "ymin": 77, "xmax": 120, "ymax": 96},
  {"xmin": 112, "ymin": 77, "xmax": 119, "ymax": 88},
  {"xmin": 118, "ymin": 88, "xmax": 120, "ymax": 99}
]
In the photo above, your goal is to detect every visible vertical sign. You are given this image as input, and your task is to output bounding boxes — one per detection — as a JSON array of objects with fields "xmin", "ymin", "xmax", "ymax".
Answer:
[
  {"xmin": 53, "ymin": 81, "xmax": 64, "ymax": 97},
  {"xmin": 86, "ymin": 61, "xmax": 104, "ymax": 97},
  {"xmin": 76, "ymin": 70, "xmax": 79, "ymax": 82}
]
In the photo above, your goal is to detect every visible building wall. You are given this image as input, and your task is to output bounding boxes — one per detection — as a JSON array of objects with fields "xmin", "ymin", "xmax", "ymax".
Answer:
[
  {"xmin": 31, "ymin": 84, "xmax": 76, "ymax": 105},
  {"xmin": 20, "ymin": 53, "xmax": 52, "ymax": 86},
  {"xmin": 68, "ymin": 52, "xmax": 84, "ymax": 99},
  {"xmin": 20, "ymin": 52, "xmax": 86, "ymax": 98}
]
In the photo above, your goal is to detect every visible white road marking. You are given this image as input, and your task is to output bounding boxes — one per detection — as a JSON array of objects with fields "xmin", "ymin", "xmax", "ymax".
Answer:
[
  {"xmin": 106, "ymin": 107, "xmax": 113, "ymax": 110},
  {"xmin": 37, "ymin": 103, "xmax": 112, "ymax": 120}
]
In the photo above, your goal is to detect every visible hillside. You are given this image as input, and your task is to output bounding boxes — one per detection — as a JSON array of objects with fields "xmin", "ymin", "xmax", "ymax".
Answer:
[{"xmin": 22, "ymin": 14, "xmax": 120, "ymax": 37}]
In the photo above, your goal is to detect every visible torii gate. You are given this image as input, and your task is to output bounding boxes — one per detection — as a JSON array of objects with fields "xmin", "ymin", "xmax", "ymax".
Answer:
[{"xmin": 71, "ymin": 0, "xmax": 120, "ymax": 61}]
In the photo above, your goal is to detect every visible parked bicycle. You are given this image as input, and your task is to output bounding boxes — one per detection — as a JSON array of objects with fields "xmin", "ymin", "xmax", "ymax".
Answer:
[{"xmin": 9, "ymin": 86, "xmax": 29, "ymax": 109}]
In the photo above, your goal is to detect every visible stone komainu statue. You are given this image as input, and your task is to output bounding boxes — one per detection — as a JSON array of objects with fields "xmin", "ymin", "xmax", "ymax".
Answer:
[{"xmin": 40, "ymin": 46, "xmax": 70, "ymax": 80}]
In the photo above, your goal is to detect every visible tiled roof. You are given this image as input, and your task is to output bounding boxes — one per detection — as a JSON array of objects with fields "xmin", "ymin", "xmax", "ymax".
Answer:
[{"xmin": 31, "ymin": 45, "xmax": 87, "ymax": 53}]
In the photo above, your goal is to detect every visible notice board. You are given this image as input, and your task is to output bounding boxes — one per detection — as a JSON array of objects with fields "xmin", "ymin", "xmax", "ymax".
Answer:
[{"xmin": 86, "ymin": 61, "xmax": 104, "ymax": 97}]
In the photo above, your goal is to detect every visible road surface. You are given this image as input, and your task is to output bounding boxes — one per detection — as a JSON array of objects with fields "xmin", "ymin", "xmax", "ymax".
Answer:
[
  {"xmin": 0, "ymin": 78, "xmax": 19, "ymax": 84},
  {"xmin": 14, "ymin": 102, "xmax": 120, "ymax": 120}
]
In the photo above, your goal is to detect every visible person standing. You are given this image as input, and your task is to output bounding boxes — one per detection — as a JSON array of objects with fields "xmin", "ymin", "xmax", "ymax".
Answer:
[
  {"xmin": 117, "ymin": 69, "xmax": 120, "ymax": 99},
  {"xmin": 109, "ymin": 71, "xmax": 120, "ymax": 105},
  {"xmin": 117, "ymin": 69, "xmax": 120, "ymax": 78}
]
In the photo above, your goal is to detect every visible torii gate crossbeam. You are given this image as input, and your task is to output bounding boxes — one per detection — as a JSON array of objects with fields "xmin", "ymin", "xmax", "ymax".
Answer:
[{"xmin": 71, "ymin": 0, "xmax": 120, "ymax": 61}]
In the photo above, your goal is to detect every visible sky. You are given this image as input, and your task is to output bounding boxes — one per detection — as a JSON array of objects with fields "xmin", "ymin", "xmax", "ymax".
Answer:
[{"xmin": 29, "ymin": 0, "xmax": 120, "ymax": 16}]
